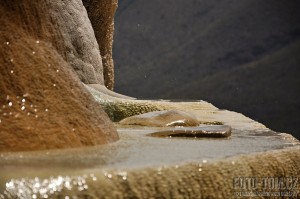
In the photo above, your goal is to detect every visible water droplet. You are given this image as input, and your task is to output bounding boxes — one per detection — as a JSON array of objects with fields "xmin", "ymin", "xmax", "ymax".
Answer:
[
  {"xmin": 10, "ymin": 59, "xmax": 13, "ymax": 62},
  {"xmin": 5, "ymin": 42, "xmax": 9, "ymax": 45},
  {"xmin": 56, "ymin": 69, "xmax": 59, "ymax": 73},
  {"xmin": 53, "ymin": 84, "xmax": 56, "ymax": 87},
  {"xmin": 72, "ymin": 128, "xmax": 75, "ymax": 132},
  {"xmin": 8, "ymin": 102, "xmax": 12, "ymax": 106},
  {"xmin": 36, "ymin": 40, "xmax": 40, "ymax": 44},
  {"xmin": 107, "ymin": 174, "xmax": 112, "ymax": 179},
  {"xmin": 45, "ymin": 109, "xmax": 48, "ymax": 112},
  {"xmin": 35, "ymin": 115, "xmax": 38, "ymax": 118},
  {"xmin": 32, "ymin": 51, "xmax": 36, "ymax": 55},
  {"xmin": 21, "ymin": 99, "xmax": 25, "ymax": 103},
  {"xmin": 34, "ymin": 109, "xmax": 37, "ymax": 112},
  {"xmin": 10, "ymin": 70, "xmax": 13, "ymax": 74},
  {"xmin": 202, "ymin": 159, "xmax": 207, "ymax": 163},
  {"xmin": 231, "ymin": 161, "xmax": 235, "ymax": 165},
  {"xmin": 198, "ymin": 168, "xmax": 202, "ymax": 172},
  {"xmin": 21, "ymin": 106, "xmax": 25, "ymax": 111},
  {"xmin": 27, "ymin": 112, "xmax": 31, "ymax": 116}
]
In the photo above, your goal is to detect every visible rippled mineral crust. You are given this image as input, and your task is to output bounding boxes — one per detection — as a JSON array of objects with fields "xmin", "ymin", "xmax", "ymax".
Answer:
[
  {"xmin": 1, "ymin": 1, "xmax": 300, "ymax": 198},
  {"xmin": 148, "ymin": 125, "xmax": 232, "ymax": 138},
  {"xmin": 1, "ymin": 88, "xmax": 299, "ymax": 198},
  {"xmin": 119, "ymin": 110, "xmax": 201, "ymax": 127},
  {"xmin": 83, "ymin": 0, "xmax": 118, "ymax": 90},
  {"xmin": 0, "ymin": 0, "xmax": 119, "ymax": 152}
]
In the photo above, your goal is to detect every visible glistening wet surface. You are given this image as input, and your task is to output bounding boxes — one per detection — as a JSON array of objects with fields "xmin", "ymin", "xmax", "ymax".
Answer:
[
  {"xmin": 147, "ymin": 125, "xmax": 231, "ymax": 138},
  {"xmin": 0, "ymin": 126, "xmax": 299, "ymax": 198}
]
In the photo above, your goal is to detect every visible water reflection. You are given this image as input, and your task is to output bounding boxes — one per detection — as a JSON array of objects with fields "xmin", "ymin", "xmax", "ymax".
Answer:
[
  {"xmin": 0, "ymin": 128, "xmax": 298, "ymax": 198},
  {"xmin": 2, "ymin": 174, "xmax": 93, "ymax": 199}
]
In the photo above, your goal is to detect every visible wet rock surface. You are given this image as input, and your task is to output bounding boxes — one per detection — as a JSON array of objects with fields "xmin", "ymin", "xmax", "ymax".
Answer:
[
  {"xmin": 83, "ymin": 0, "xmax": 118, "ymax": 90},
  {"xmin": 0, "ymin": 0, "xmax": 119, "ymax": 152},
  {"xmin": 1, "ymin": 0, "xmax": 300, "ymax": 198},
  {"xmin": 0, "ymin": 127, "xmax": 299, "ymax": 198},
  {"xmin": 85, "ymin": 86, "xmax": 164, "ymax": 121},
  {"xmin": 119, "ymin": 110, "xmax": 200, "ymax": 127},
  {"xmin": 148, "ymin": 125, "xmax": 231, "ymax": 138},
  {"xmin": 47, "ymin": 0, "xmax": 105, "ymax": 84},
  {"xmin": 0, "ymin": 0, "xmax": 118, "ymax": 86},
  {"xmin": 86, "ymin": 84, "xmax": 134, "ymax": 99}
]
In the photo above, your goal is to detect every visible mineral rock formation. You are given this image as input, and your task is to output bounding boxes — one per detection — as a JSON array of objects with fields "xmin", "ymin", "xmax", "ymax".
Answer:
[
  {"xmin": 49, "ymin": 0, "xmax": 106, "ymax": 85},
  {"xmin": 2, "ymin": 0, "xmax": 107, "ymax": 85},
  {"xmin": 87, "ymin": 84, "xmax": 134, "ymax": 99},
  {"xmin": 148, "ymin": 125, "xmax": 232, "ymax": 138},
  {"xmin": 0, "ymin": 0, "xmax": 119, "ymax": 152},
  {"xmin": 119, "ymin": 110, "xmax": 200, "ymax": 127},
  {"xmin": 83, "ymin": 0, "xmax": 118, "ymax": 90},
  {"xmin": 86, "ymin": 86, "xmax": 164, "ymax": 121}
]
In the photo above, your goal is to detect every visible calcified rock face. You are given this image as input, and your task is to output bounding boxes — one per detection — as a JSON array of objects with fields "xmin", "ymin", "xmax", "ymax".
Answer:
[
  {"xmin": 148, "ymin": 125, "xmax": 232, "ymax": 138},
  {"xmin": 0, "ymin": 0, "xmax": 118, "ymax": 86},
  {"xmin": 0, "ymin": 0, "xmax": 119, "ymax": 151},
  {"xmin": 48, "ymin": 0, "xmax": 105, "ymax": 84},
  {"xmin": 119, "ymin": 110, "xmax": 201, "ymax": 127},
  {"xmin": 83, "ymin": 0, "xmax": 118, "ymax": 90}
]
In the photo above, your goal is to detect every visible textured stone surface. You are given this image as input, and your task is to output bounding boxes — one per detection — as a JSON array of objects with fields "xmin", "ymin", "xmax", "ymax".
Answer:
[
  {"xmin": 0, "ymin": 0, "xmax": 299, "ymax": 198},
  {"xmin": 0, "ymin": 128, "xmax": 298, "ymax": 198},
  {"xmin": 87, "ymin": 86, "xmax": 267, "ymax": 131},
  {"xmin": 83, "ymin": 0, "xmax": 118, "ymax": 90},
  {"xmin": 119, "ymin": 110, "xmax": 200, "ymax": 127},
  {"xmin": 148, "ymin": 125, "xmax": 231, "ymax": 138},
  {"xmin": 1, "ymin": 0, "xmax": 105, "ymax": 85},
  {"xmin": 86, "ymin": 84, "xmax": 134, "ymax": 99},
  {"xmin": 0, "ymin": 0, "xmax": 119, "ymax": 152},
  {"xmin": 48, "ymin": 0, "xmax": 105, "ymax": 84},
  {"xmin": 86, "ymin": 86, "xmax": 164, "ymax": 121}
]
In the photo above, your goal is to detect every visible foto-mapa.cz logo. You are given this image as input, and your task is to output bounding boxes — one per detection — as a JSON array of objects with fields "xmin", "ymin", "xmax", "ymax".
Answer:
[{"xmin": 233, "ymin": 177, "xmax": 298, "ymax": 197}]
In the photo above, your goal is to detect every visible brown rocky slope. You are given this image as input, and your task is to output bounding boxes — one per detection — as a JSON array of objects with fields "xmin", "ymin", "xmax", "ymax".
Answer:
[
  {"xmin": 0, "ymin": 0, "xmax": 119, "ymax": 152},
  {"xmin": 83, "ymin": 0, "xmax": 118, "ymax": 90}
]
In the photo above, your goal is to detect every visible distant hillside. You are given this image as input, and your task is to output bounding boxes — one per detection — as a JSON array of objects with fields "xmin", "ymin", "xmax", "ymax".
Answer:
[
  {"xmin": 113, "ymin": 0, "xmax": 300, "ymax": 138},
  {"xmin": 167, "ymin": 41, "xmax": 300, "ymax": 135}
]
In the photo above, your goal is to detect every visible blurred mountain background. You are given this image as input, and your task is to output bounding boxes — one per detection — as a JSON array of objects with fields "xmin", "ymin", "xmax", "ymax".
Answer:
[{"xmin": 113, "ymin": 0, "xmax": 300, "ymax": 139}]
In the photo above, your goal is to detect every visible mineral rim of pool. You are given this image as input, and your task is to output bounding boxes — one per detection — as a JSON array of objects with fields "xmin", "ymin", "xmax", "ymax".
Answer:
[{"xmin": 147, "ymin": 125, "xmax": 231, "ymax": 138}]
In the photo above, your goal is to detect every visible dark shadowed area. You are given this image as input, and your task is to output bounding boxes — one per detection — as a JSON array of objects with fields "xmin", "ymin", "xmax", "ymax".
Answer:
[{"xmin": 113, "ymin": 0, "xmax": 300, "ymax": 139}]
